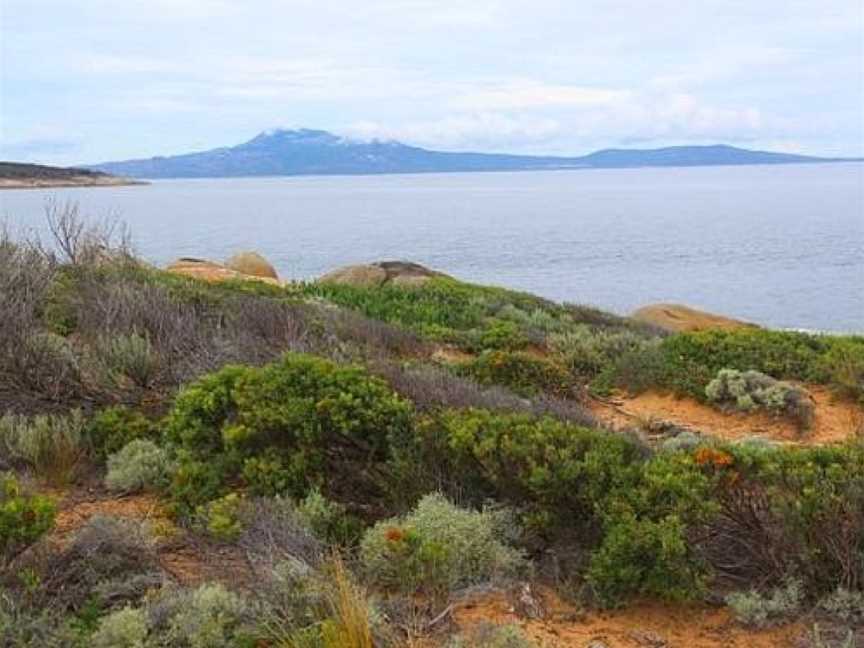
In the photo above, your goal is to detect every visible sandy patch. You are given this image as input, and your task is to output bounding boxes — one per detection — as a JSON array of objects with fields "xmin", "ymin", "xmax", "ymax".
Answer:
[{"xmin": 590, "ymin": 386, "xmax": 862, "ymax": 445}]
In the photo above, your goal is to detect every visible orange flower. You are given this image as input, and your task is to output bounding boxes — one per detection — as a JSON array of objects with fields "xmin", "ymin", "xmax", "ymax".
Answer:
[
  {"xmin": 694, "ymin": 447, "xmax": 734, "ymax": 468},
  {"xmin": 384, "ymin": 526, "xmax": 405, "ymax": 543}
]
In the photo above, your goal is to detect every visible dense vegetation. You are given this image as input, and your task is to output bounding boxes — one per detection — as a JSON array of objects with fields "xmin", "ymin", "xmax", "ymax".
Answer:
[{"xmin": 1, "ymin": 209, "xmax": 863, "ymax": 647}]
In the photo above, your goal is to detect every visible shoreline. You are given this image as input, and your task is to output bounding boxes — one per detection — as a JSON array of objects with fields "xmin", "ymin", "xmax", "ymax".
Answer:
[{"xmin": 0, "ymin": 176, "xmax": 148, "ymax": 190}]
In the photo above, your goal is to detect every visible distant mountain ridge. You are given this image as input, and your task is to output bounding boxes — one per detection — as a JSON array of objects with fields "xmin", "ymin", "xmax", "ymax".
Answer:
[{"xmin": 89, "ymin": 129, "xmax": 857, "ymax": 179}]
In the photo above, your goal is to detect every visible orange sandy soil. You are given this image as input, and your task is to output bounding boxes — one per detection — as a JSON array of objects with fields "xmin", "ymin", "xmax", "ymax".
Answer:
[
  {"xmin": 451, "ymin": 590, "xmax": 804, "ymax": 647},
  {"xmin": 590, "ymin": 386, "xmax": 862, "ymax": 445}
]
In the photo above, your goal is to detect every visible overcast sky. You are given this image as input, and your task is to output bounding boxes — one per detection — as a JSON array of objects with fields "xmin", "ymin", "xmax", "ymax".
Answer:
[{"xmin": 2, "ymin": 0, "xmax": 862, "ymax": 165}]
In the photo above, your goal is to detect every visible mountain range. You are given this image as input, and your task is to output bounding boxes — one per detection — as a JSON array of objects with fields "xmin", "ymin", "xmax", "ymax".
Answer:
[{"xmin": 89, "ymin": 129, "xmax": 857, "ymax": 179}]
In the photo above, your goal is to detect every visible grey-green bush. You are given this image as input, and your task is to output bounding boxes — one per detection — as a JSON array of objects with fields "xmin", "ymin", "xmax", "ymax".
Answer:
[
  {"xmin": 445, "ymin": 622, "xmax": 539, "ymax": 648},
  {"xmin": 91, "ymin": 606, "xmax": 148, "ymax": 648},
  {"xmin": 705, "ymin": 368, "xmax": 814, "ymax": 429},
  {"xmin": 360, "ymin": 493, "xmax": 526, "ymax": 597},
  {"xmin": 725, "ymin": 580, "xmax": 804, "ymax": 628},
  {"xmin": 104, "ymin": 439, "xmax": 170, "ymax": 493}
]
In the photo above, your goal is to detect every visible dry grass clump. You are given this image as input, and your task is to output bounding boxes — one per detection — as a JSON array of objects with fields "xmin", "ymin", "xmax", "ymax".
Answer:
[{"xmin": 0, "ymin": 411, "xmax": 88, "ymax": 485}]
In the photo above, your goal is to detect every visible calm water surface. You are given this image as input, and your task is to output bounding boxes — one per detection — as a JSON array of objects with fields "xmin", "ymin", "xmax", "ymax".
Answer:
[{"xmin": 2, "ymin": 164, "xmax": 862, "ymax": 332}]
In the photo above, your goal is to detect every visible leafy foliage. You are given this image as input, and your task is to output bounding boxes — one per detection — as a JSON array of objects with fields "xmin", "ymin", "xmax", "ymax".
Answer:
[
  {"xmin": 0, "ymin": 473, "xmax": 56, "ymax": 567},
  {"xmin": 456, "ymin": 350, "xmax": 576, "ymax": 397},
  {"xmin": 164, "ymin": 352, "xmax": 413, "ymax": 513},
  {"xmin": 86, "ymin": 406, "xmax": 158, "ymax": 462}
]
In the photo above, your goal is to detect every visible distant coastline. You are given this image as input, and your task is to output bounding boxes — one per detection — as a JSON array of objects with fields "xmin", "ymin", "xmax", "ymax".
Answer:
[{"xmin": 0, "ymin": 161, "xmax": 145, "ymax": 190}]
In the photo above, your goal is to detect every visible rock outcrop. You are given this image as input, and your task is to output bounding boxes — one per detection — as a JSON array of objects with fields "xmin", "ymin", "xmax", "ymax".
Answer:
[
  {"xmin": 631, "ymin": 303, "xmax": 757, "ymax": 333},
  {"xmin": 318, "ymin": 260, "xmax": 450, "ymax": 288},
  {"xmin": 225, "ymin": 251, "xmax": 278, "ymax": 280},
  {"xmin": 166, "ymin": 257, "xmax": 280, "ymax": 285}
]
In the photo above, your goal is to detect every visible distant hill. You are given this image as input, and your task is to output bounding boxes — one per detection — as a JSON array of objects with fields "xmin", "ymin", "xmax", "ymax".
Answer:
[
  {"xmin": 0, "ymin": 161, "xmax": 143, "ymax": 189},
  {"xmin": 89, "ymin": 129, "xmax": 856, "ymax": 179}
]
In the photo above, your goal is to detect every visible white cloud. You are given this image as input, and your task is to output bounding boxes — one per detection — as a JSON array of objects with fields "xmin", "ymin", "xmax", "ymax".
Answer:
[{"xmin": 451, "ymin": 81, "xmax": 630, "ymax": 110}]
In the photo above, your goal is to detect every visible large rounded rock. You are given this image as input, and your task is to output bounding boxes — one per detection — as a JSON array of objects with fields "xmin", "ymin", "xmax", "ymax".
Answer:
[
  {"xmin": 318, "ymin": 260, "xmax": 449, "ymax": 288},
  {"xmin": 631, "ymin": 303, "xmax": 757, "ymax": 333},
  {"xmin": 318, "ymin": 264, "xmax": 388, "ymax": 287},
  {"xmin": 225, "ymin": 251, "xmax": 278, "ymax": 280},
  {"xmin": 166, "ymin": 258, "xmax": 279, "ymax": 285}
]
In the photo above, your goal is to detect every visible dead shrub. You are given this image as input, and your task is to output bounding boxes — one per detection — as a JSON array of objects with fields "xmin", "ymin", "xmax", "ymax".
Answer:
[{"xmin": 34, "ymin": 515, "xmax": 163, "ymax": 611}]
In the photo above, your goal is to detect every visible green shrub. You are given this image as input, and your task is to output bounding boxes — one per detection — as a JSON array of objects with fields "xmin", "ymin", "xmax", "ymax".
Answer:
[
  {"xmin": 471, "ymin": 319, "xmax": 529, "ymax": 351},
  {"xmin": 303, "ymin": 277, "xmax": 573, "ymax": 352},
  {"xmin": 91, "ymin": 605, "xmax": 148, "ymax": 648},
  {"xmin": 712, "ymin": 441, "xmax": 864, "ymax": 593},
  {"xmin": 0, "ymin": 473, "xmax": 56, "ymax": 566},
  {"xmin": 104, "ymin": 439, "xmax": 171, "ymax": 493},
  {"xmin": 822, "ymin": 340, "xmax": 864, "ymax": 404},
  {"xmin": 86, "ymin": 406, "xmax": 158, "ymax": 462},
  {"xmin": 705, "ymin": 368, "xmax": 814, "ymax": 429},
  {"xmin": 456, "ymin": 350, "xmax": 575, "ymax": 397},
  {"xmin": 360, "ymin": 493, "xmax": 525, "ymax": 598},
  {"xmin": 399, "ymin": 409, "xmax": 645, "ymax": 535},
  {"xmin": 587, "ymin": 513, "xmax": 704, "ymax": 606},
  {"xmin": 725, "ymin": 580, "xmax": 804, "ymax": 628},
  {"xmin": 197, "ymin": 493, "xmax": 245, "ymax": 541},
  {"xmin": 0, "ymin": 411, "xmax": 87, "ymax": 485},
  {"xmin": 164, "ymin": 353, "xmax": 413, "ymax": 513},
  {"xmin": 644, "ymin": 329, "xmax": 864, "ymax": 401}
]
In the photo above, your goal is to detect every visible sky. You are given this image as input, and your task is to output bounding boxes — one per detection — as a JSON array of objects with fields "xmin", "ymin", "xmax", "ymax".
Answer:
[{"xmin": 1, "ymin": 0, "xmax": 862, "ymax": 166}]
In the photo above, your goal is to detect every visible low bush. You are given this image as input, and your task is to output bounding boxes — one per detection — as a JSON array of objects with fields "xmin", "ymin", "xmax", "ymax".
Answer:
[
  {"xmin": 197, "ymin": 492, "xmax": 246, "ymax": 541},
  {"xmin": 303, "ymin": 277, "xmax": 575, "ymax": 353},
  {"xmin": 0, "ymin": 473, "xmax": 56, "ymax": 567},
  {"xmin": 446, "ymin": 622, "xmax": 539, "ymax": 647},
  {"xmin": 91, "ymin": 605, "xmax": 148, "ymax": 648},
  {"xmin": 104, "ymin": 439, "xmax": 171, "ymax": 493},
  {"xmin": 297, "ymin": 488, "xmax": 363, "ymax": 547},
  {"xmin": 587, "ymin": 513, "xmax": 705, "ymax": 606},
  {"xmin": 699, "ymin": 442, "xmax": 864, "ymax": 594},
  {"xmin": 360, "ymin": 493, "xmax": 526, "ymax": 599},
  {"xmin": 818, "ymin": 588, "xmax": 864, "ymax": 626},
  {"xmin": 92, "ymin": 583, "xmax": 252, "ymax": 648},
  {"xmin": 725, "ymin": 580, "xmax": 804, "ymax": 628},
  {"xmin": 164, "ymin": 353, "xmax": 413, "ymax": 514},
  {"xmin": 0, "ymin": 411, "xmax": 87, "ymax": 485},
  {"xmin": 397, "ymin": 409, "xmax": 646, "ymax": 536},
  {"xmin": 85, "ymin": 406, "xmax": 158, "ymax": 462},
  {"xmin": 549, "ymin": 325, "xmax": 654, "ymax": 379},
  {"xmin": 163, "ymin": 583, "xmax": 251, "ymax": 648},
  {"xmin": 705, "ymin": 368, "xmax": 814, "ymax": 429},
  {"xmin": 643, "ymin": 329, "xmax": 864, "ymax": 401},
  {"xmin": 456, "ymin": 350, "xmax": 576, "ymax": 398}
]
